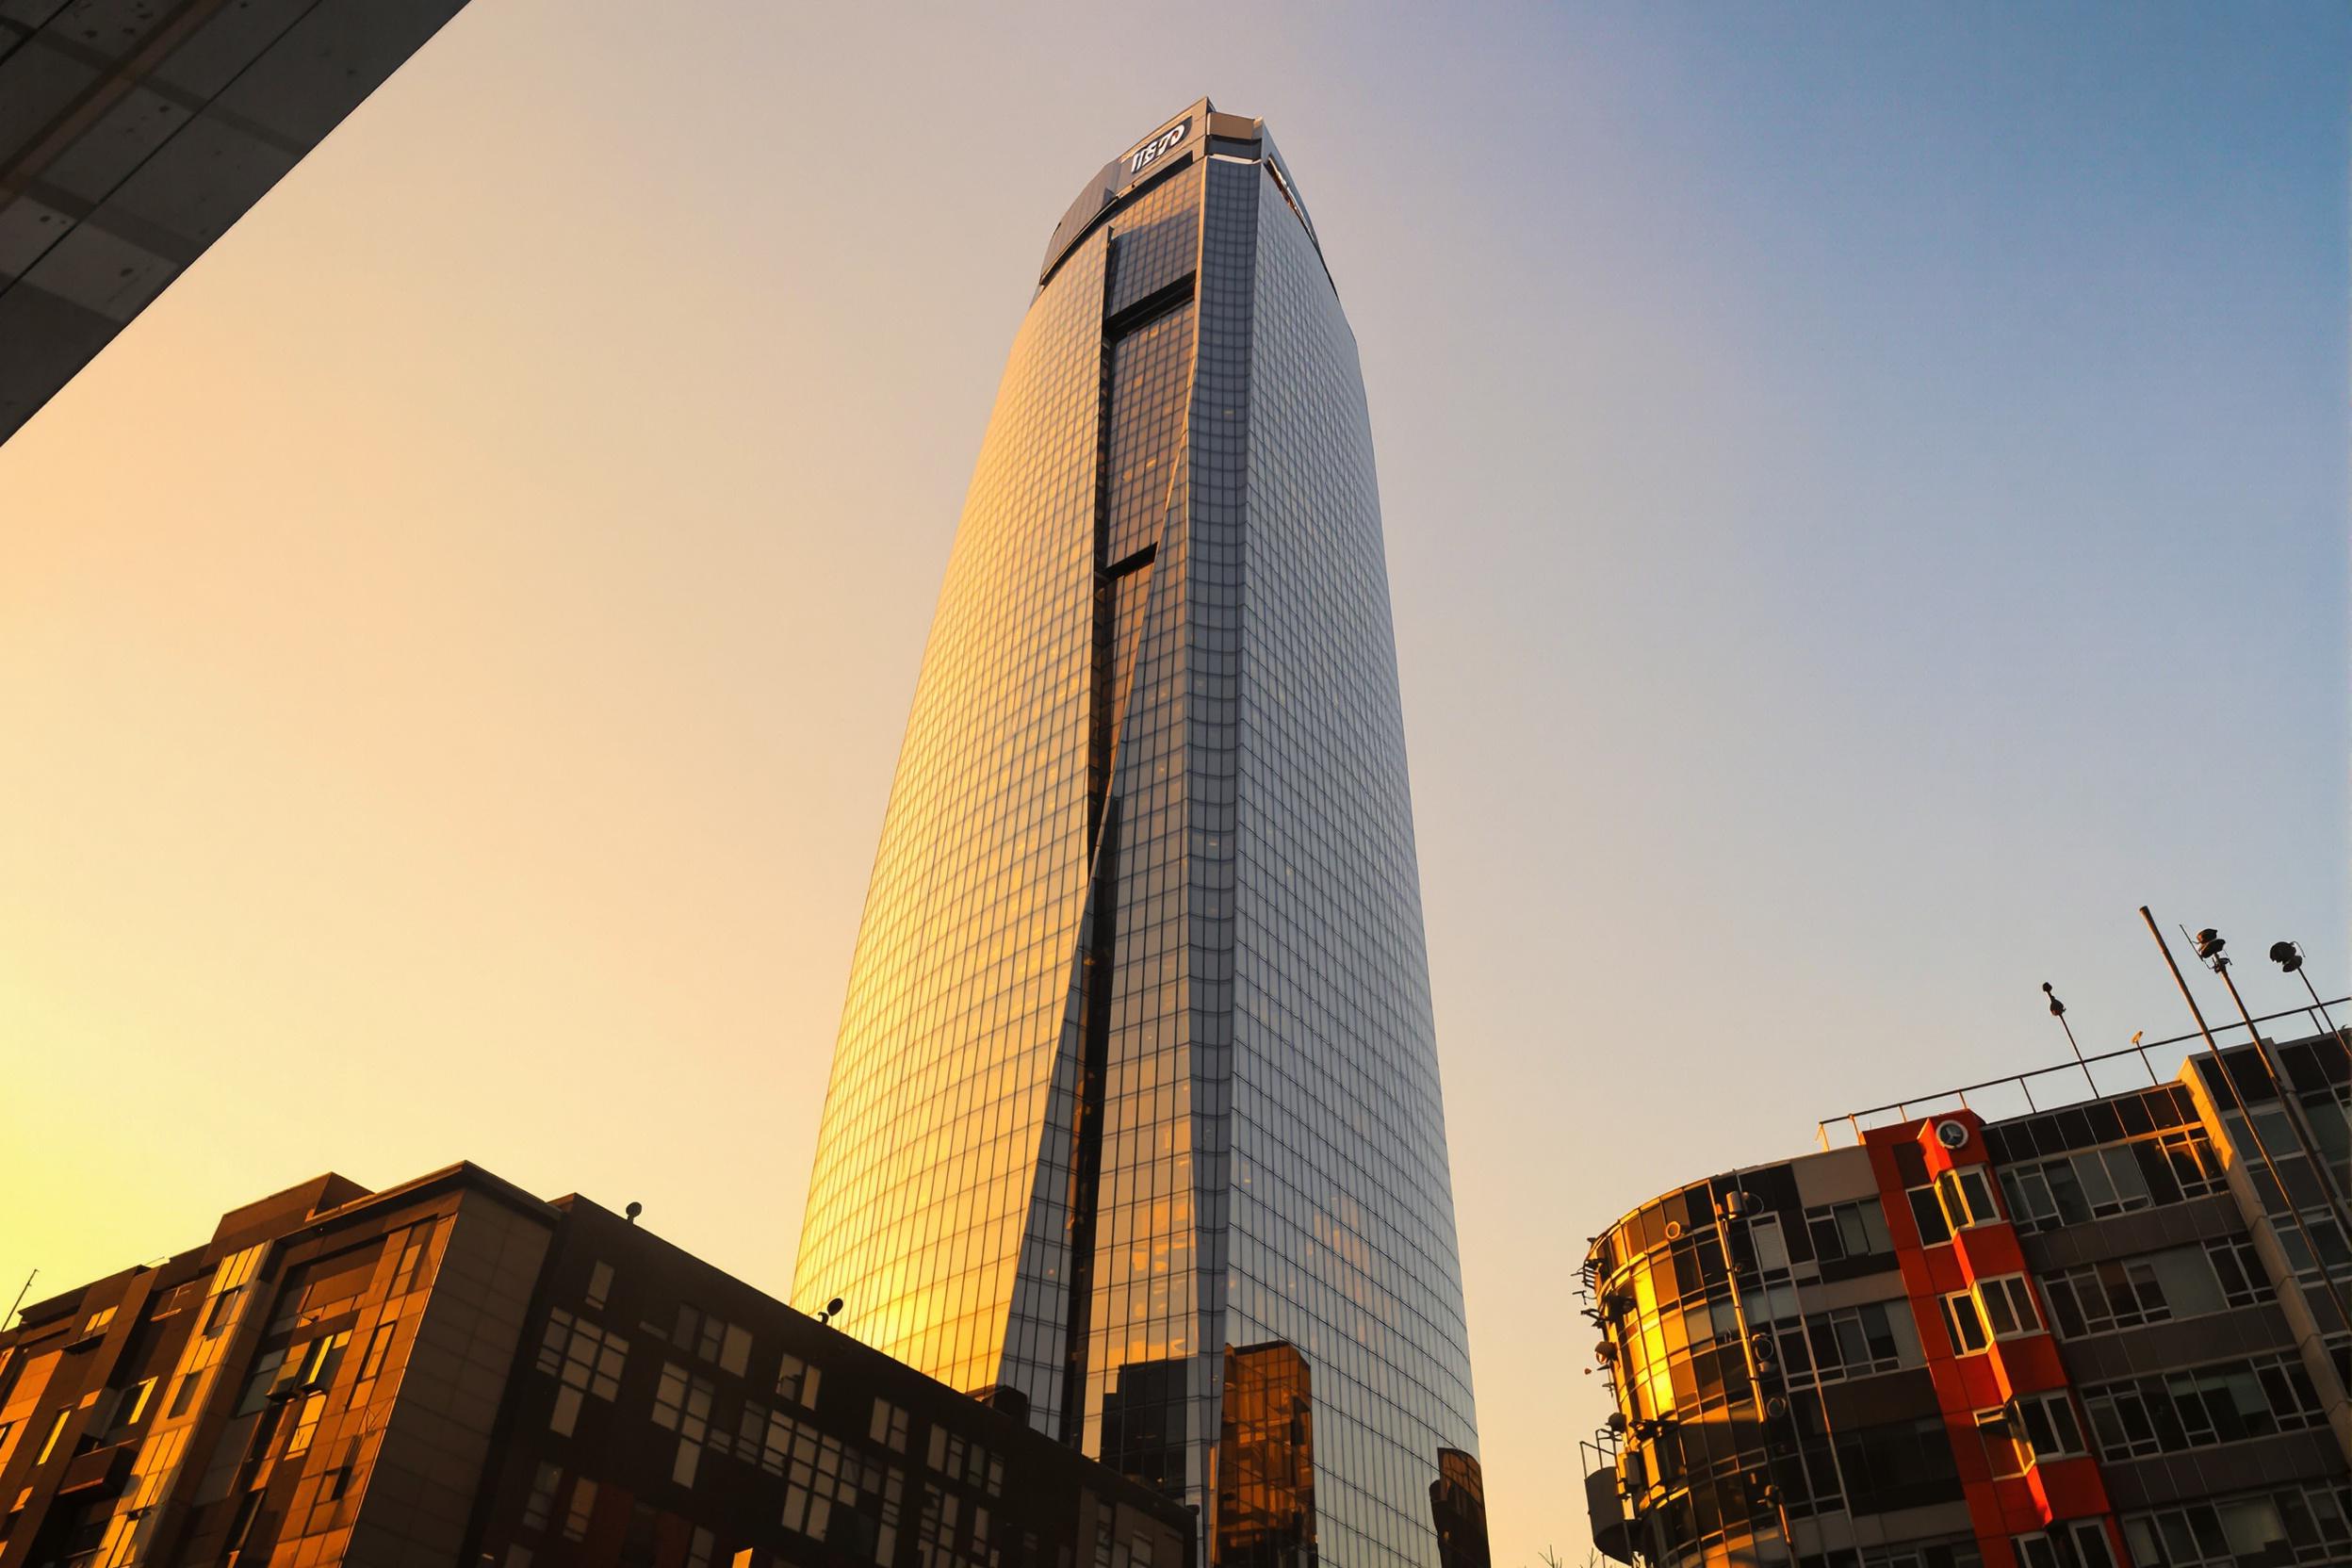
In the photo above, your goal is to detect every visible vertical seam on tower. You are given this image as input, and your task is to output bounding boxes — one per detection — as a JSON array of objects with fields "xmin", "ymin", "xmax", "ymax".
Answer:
[{"xmin": 1058, "ymin": 226, "xmax": 1124, "ymax": 1446}]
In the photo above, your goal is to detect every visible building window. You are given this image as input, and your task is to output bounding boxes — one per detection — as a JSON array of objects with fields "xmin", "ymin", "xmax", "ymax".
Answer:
[
  {"xmin": 776, "ymin": 1351, "xmax": 822, "ymax": 1410},
  {"xmin": 2043, "ymin": 1240, "xmax": 2261, "ymax": 1338},
  {"xmin": 1748, "ymin": 1212, "xmax": 1793, "ymax": 1274},
  {"xmin": 301, "ymin": 1329, "xmax": 352, "ymax": 1388},
  {"xmin": 2082, "ymin": 1351, "xmax": 2328, "ymax": 1461},
  {"xmin": 2205, "ymin": 1237, "xmax": 2269, "ymax": 1308},
  {"xmin": 538, "ymin": 1308, "xmax": 629, "ymax": 1436},
  {"xmin": 784, "ymin": 1428, "xmax": 902, "ymax": 1564},
  {"xmin": 2013, "ymin": 1390, "xmax": 2087, "ymax": 1462},
  {"xmin": 521, "ymin": 1462, "xmax": 564, "ymax": 1530},
  {"xmin": 586, "ymin": 1261, "xmax": 614, "ymax": 1311},
  {"xmin": 2124, "ymin": 1477, "xmax": 2352, "ymax": 1566},
  {"xmin": 1829, "ymin": 1414, "xmax": 1962, "ymax": 1512},
  {"xmin": 869, "ymin": 1397, "xmax": 909, "ymax": 1452},
  {"xmin": 1940, "ymin": 1291, "xmax": 1988, "ymax": 1355},
  {"xmin": 235, "ymin": 1350, "xmax": 286, "ymax": 1415},
  {"xmin": 2000, "ymin": 1130, "xmax": 2224, "ymax": 1235},
  {"xmin": 284, "ymin": 1392, "xmax": 325, "ymax": 1456},
  {"xmin": 389, "ymin": 1222, "xmax": 435, "ymax": 1296},
  {"xmin": 1857, "ymin": 1541, "xmax": 1983, "ymax": 1568},
  {"xmin": 923, "ymin": 1425, "xmax": 1004, "ymax": 1495},
  {"xmin": 1974, "ymin": 1275, "xmax": 2042, "ymax": 1340},
  {"xmin": 1935, "ymin": 1167, "xmax": 2001, "ymax": 1231},
  {"xmin": 1786, "ymin": 1299, "xmax": 1921, "ymax": 1382},
  {"xmin": 83, "ymin": 1306, "xmax": 116, "ymax": 1335},
  {"xmin": 112, "ymin": 1377, "xmax": 156, "ymax": 1432},
  {"xmin": 2013, "ymin": 1525, "xmax": 2113, "ymax": 1568},
  {"xmin": 226, "ymin": 1491, "xmax": 264, "ymax": 1549},
  {"xmin": 676, "ymin": 1303, "xmax": 722, "ymax": 1363},
  {"xmin": 2066, "ymin": 1523, "xmax": 2115, "ymax": 1568},
  {"xmin": 167, "ymin": 1371, "xmax": 204, "ymax": 1418},
  {"xmin": 2272, "ymin": 1206, "xmax": 2352, "ymax": 1283},
  {"xmin": 1907, "ymin": 1183, "xmax": 1952, "ymax": 1245},
  {"xmin": 671, "ymin": 1303, "xmax": 754, "ymax": 1376},
  {"xmin": 564, "ymin": 1477, "xmax": 596, "ymax": 1542},
  {"xmin": 1974, "ymin": 1408, "xmax": 2027, "ymax": 1478},
  {"xmin": 352, "ymin": 1323, "xmax": 397, "ymax": 1394},
  {"xmin": 203, "ymin": 1285, "xmax": 242, "ymax": 1338},
  {"xmin": 653, "ymin": 1362, "xmax": 715, "ymax": 1486},
  {"xmin": 1805, "ymin": 1199, "xmax": 1893, "ymax": 1264},
  {"xmin": 735, "ymin": 1399, "xmax": 797, "ymax": 1475},
  {"xmin": 36, "ymin": 1409, "xmax": 71, "ymax": 1464}
]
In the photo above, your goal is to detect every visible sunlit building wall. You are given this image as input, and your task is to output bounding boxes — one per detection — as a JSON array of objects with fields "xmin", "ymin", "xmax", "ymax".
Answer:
[
  {"xmin": 793, "ymin": 99, "xmax": 1480, "ymax": 1568},
  {"xmin": 1580, "ymin": 1029, "xmax": 2352, "ymax": 1568}
]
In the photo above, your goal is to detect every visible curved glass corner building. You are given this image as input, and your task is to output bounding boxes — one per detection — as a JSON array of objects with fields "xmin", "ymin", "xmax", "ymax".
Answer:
[{"xmin": 794, "ymin": 100, "xmax": 1481, "ymax": 1568}]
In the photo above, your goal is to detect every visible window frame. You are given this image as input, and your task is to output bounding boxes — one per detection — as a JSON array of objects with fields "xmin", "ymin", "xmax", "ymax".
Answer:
[
  {"xmin": 1936, "ymin": 1167, "xmax": 2001, "ymax": 1232},
  {"xmin": 2014, "ymin": 1390, "xmax": 2088, "ymax": 1463},
  {"xmin": 1974, "ymin": 1274, "xmax": 2044, "ymax": 1342},
  {"xmin": 1940, "ymin": 1290, "xmax": 1988, "ymax": 1355}
]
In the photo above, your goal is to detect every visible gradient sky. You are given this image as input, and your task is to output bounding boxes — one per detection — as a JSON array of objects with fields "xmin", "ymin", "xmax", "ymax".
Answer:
[{"xmin": 2, "ymin": 3, "xmax": 2345, "ymax": 1559}]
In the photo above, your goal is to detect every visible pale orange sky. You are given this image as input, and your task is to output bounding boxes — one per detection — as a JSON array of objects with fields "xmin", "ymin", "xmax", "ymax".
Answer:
[{"xmin": 3, "ymin": 4, "xmax": 2344, "ymax": 1560}]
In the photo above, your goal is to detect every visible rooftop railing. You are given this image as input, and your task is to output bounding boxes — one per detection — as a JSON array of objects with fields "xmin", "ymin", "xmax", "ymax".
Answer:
[{"xmin": 1814, "ymin": 997, "xmax": 2348, "ymax": 1148}]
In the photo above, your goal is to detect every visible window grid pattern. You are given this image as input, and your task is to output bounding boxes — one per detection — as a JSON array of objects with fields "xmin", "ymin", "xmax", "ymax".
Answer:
[
  {"xmin": 1804, "ymin": 1199, "xmax": 1893, "ymax": 1265},
  {"xmin": 1221, "ymin": 155, "xmax": 1477, "ymax": 1568},
  {"xmin": 2080, "ymin": 1350, "xmax": 2328, "ymax": 1460},
  {"xmin": 1999, "ymin": 1131, "xmax": 2227, "ymax": 1235},
  {"xmin": 1771, "ymin": 1299, "xmax": 1922, "ymax": 1384},
  {"xmin": 2041, "ymin": 1240, "xmax": 2261, "ymax": 1338},
  {"xmin": 793, "ymin": 211, "xmax": 1113, "ymax": 1393},
  {"xmin": 2123, "ymin": 1478, "xmax": 2352, "ymax": 1566},
  {"xmin": 1858, "ymin": 1540, "xmax": 1983, "ymax": 1568},
  {"xmin": 1063, "ymin": 159, "xmax": 1212, "ymax": 1465},
  {"xmin": 792, "ymin": 122, "xmax": 1478, "ymax": 1568},
  {"xmin": 537, "ymin": 1307, "xmax": 627, "ymax": 1437}
]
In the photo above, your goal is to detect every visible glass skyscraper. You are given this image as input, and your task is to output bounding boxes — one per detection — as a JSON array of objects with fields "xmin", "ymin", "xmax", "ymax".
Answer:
[{"xmin": 795, "ymin": 100, "xmax": 1481, "ymax": 1568}]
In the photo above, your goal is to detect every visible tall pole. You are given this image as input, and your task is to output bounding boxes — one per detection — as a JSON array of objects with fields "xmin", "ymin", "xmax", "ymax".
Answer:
[
  {"xmin": 2042, "ymin": 984, "xmax": 2099, "ymax": 1098},
  {"xmin": 2207, "ymin": 947, "xmax": 2352, "ymax": 1281},
  {"xmin": 2140, "ymin": 908, "xmax": 2352, "ymax": 1336},
  {"xmin": 2272, "ymin": 941, "xmax": 2351, "ymax": 1067},
  {"xmin": 2298, "ymin": 967, "xmax": 2344, "ymax": 1043},
  {"xmin": 1709, "ymin": 1173, "xmax": 1805, "ymax": 1562},
  {"xmin": 5, "ymin": 1268, "xmax": 32, "ymax": 1331}
]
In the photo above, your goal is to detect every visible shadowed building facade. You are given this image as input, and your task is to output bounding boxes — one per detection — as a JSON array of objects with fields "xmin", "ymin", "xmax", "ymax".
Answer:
[
  {"xmin": 0, "ymin": 1166, "xmax": 1191, "ymax": 1566},
  {"xmin": 792, "ymin": 100, "xmax": 1481, "ymax": 1568},
  {"xmin": 0, "ymin": 0, "xmax": 471, "ymax": 446}
]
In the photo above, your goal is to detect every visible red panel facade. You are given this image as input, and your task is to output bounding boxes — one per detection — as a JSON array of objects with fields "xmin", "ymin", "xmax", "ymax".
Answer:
[{"xmin": 1864, "ymin": 1115, "xmax": 2121, "ymax": 1568}]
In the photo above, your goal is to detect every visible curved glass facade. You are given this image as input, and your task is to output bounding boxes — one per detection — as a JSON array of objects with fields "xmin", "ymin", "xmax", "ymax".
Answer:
[{"xmin": 795, "ymin": 100, "xmax": 1479, "ymax": 1568}]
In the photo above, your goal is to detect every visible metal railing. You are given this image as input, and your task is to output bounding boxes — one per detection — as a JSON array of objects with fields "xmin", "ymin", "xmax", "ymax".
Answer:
[{"xmin": 1814, "ymin": 998, "xmax": 2349, "ymax": 1148}]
